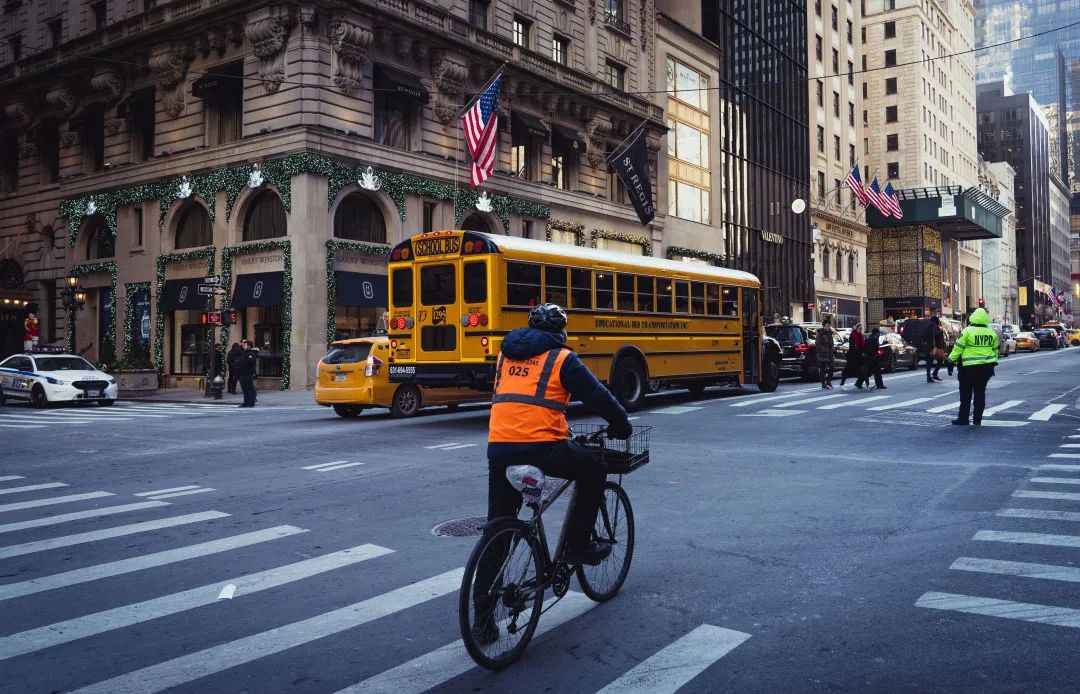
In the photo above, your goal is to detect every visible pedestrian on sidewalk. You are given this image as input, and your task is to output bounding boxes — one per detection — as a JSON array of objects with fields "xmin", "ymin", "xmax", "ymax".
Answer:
[
  {"xmin": 840, "ymin": 323, "xmax": 865, "ymax": 387},
  {"xmin": 816, "ymin": 318, "xmax": 838, "ymax": 389},
  {"xmin": 236, "ymin": 339, "xmax": 259, "ymax": 408},
  {"xmin": 948, "ymin": 307, "xmax": 998, "ymax": 426},
  {"xmin": 226, "ymin": 342, "xmax": 242, "ymax": 395},
  {"xmin": 923, "ymin": 317, "xmax": 946, "ymax": 383},
  {"xmin": 863, "ymin": 327, "xmax": 886, "ymax": 390}
]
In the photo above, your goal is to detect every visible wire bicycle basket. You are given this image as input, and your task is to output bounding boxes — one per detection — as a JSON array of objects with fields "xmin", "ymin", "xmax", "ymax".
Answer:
[{"xmin": 571, "ymin": 424, "xmax": 651, "ymax": 474}]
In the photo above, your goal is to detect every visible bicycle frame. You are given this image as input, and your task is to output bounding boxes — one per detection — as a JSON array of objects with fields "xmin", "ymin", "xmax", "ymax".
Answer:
[{"xmin": 520, "ymin": 477, "xmax": 576, "ymax": 592}]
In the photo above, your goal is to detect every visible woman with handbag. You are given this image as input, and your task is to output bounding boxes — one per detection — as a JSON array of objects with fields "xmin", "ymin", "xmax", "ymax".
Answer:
[{"xmin": 925, "ymin": 316, "xmax": 946, "ymax": 383}]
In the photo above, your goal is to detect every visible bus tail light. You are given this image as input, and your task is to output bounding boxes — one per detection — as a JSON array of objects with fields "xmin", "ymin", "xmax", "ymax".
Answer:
[
  {"xmin": 365, "ymin": 354, "xmax": 384, "ymax": 377},
  {"xmin": 391, "ymin": 340, "xmax": 398, "ymax": 349},
  {"xmin": 392, "ymin": 316, "xmax": 414, "ymax": 330},
  {"xmin": 468, "ymin": 313, "xmax": 480, "ymax": 327},
  {"xmin": 460, "ymin": 313, "xmax": 483, "ymax": 327},
  {"xmin": 481, "ymin": 337, "xmax": 489, "ymax": 347},
  {"xmin": 479, "ymin": 313, "xmax": 489, "ymax": 326},
  {"xmin": 460, "ymin": 315, "xmax": 470, "ymax": 327}
]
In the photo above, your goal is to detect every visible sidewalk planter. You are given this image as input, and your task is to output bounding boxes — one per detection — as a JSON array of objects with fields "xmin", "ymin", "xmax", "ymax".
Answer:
[{"xmin": 116, "ymin": 369, "xmax": 158, "ymax": 395}]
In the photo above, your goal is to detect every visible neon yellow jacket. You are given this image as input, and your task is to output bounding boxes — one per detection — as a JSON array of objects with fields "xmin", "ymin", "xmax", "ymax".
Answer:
[{"xmin": 948, "ymin": 308, "xmax": 998, "ymax": 367}]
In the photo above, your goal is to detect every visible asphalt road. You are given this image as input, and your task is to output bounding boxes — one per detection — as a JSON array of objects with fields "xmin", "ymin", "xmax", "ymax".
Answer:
[{"xmin": 3, "ymin": 346, "xmax": 1080, "ymax": 692}]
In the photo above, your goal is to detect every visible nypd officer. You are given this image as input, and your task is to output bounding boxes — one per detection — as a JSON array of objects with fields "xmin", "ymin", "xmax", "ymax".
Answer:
[{"xmin": 948, "ymin": 307, "xmax": 999, "ymax": 426}]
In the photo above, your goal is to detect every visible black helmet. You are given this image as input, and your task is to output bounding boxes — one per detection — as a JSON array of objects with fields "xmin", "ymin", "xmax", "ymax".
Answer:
[{"xmin": 528, "ymin": 303, "xmax": 568, "ymax": 333}]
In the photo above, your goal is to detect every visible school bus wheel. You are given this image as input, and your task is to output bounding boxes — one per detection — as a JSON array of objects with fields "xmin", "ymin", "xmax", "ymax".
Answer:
[
  {"xmin": 391, "ymin": 384, "xmax": 422, "ymax": 418},
  {"xmin": 611, "ymin": 357, "xmax": 646, "ymax": 412}
]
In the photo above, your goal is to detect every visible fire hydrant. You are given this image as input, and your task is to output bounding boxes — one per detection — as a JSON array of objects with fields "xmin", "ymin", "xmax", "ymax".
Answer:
[{"xmin": 210, "ymin": 375, "xmax": 225, "ymax": 400}]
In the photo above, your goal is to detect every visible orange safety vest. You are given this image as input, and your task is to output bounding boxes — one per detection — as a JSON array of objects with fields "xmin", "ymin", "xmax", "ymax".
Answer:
[{"xmin": 488, "ymin": 348, "xmax": 573, "ymax": 443}]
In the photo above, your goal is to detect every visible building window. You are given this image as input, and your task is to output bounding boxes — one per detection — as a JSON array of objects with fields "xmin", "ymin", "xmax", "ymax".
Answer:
[
  {"xmin": 885, "ymin": 105, "xmax": 898, "ymax": 123},
  {"xmin": 46, "ymin": 17, "xmax": 62, "ymax": 47},
  {"xmin": 832, "ymin": 48, "xmax": 839, "ymax": 74},
  {"xmin": 823, "ymin": 247, "xmax": 831, "ymax": 278},
  {"xmin": 422, "ymin": 201, "xmax": 436, "ymax": 233},
  {"xmin": 884, "ymin": 21, "xmax": 896, "ymax": 39},
  {"xmin": 831, "ymin": 5, "xmax": 838, "ymax": 30},
  {"xmin": 375, "ymin": 91, "xmax": 413, "ymax": 150},
  {"xmin": 552, "ymin": 35, "xmax": 569, "ymax": 65},
  {"xmin": 887, "ymin": 162, "xmax": 899, "ymax": 179},
  {"xmin": 834, "ymin": 135, "xmax": 841, "ymax": 160},
  {"xmin": 126, "ymin": 88, "xmax": 155, "ymax": 163},
  {"xmin": 9, "ymin": 33, "xmax": 21, "ymax": 61},
  {"xmin": 510, "ymin": 134, "xmax": 532, "ymax": 180},
  {"xmin": 512, "ymin": 16, "xmax": 531, "ymax": 48},
  {"xmin": 0, "ymin": 134, "xmax": 17, "ymax": 193},
  {"xmin": 832, "ymin": 91, "xmax": 840, "ymax": 117},
  {"xmin": 815, "ymin": 0, "xmax": 821, "ymax": 16},
  {"xmin": 243, "ymin": 190, "xmax": 287, "ymax": 241},
  {"xmin": 861, "ymin": 26, "xmax": 866, "ymax": 44},
  {"xmin": 848, "ymin": 102, "xmax": 855, "ymax": 126},
  {"xmin": 887, "ymin": 133, "xmax": 899, "ymax": 151},
  {"xmin": 91, "ymin": 1, "xmax": 107, "ymax": 31},
  {"xmin": 194, "ymin": 62, "xmax": 243, "ymax": 146},
  {"xmin": 885, "ymin": 49, "xmax": 896, "ymax": 67},
  {"xmin": 846, "ymin": 19, "xmax": 853, "ymax": 44},
  {"xmin": 334, "ymin": 193, "xmax": 387, "ymax": 243},
  {"xmin": 817, "ymin": 126, "xmax": 825, "ymax": 153},
  {"xmin": 816, "ymin": 35, "xmax": 823, "ymax": 62},
  {"xmin": 816, "ymin": 80, "xmax": 824, "ymax": 108},
  {"xmin": 551, "ymin": 128, "xmax": 579, "ymax": 190},
  {"xmin": 666, "ymin": 58, "xmax": 710, "ymax": 224},
  {"xmin": 77, "ymin": 105, "xmax": 105, "ymax": 173},
  {"xmin": 605, "ymin": 60, "xmax": 626, "ymax": 90},
  {"xmin": 469, "ymin": 0, "xmax": 489, "ymax": 29},
  {"xmin": 835, "ymin": 251, "xmax": 843, "ymax": 280},
  {"xmin": 818, "ymin": 171, "xmax": 826, "ymax": 198},
  {"xmin": 604, "ymin": 0, "xmax": 625, "ymax": 23},
  {"xmin": 848, "ymin": 254, "xmax": 855, "ymax": 282},
  {"xmin": 849, "ymin": 143, "xmax": 856, "ymax": 166},
  {"xmin": 37, "ymin": 118, "xmax": 60, "ymax": 184},
  {"xmin": 885, "ymin": 77, "xmax": 897, "ymax": 95},
  {"xmin": 847, "ymin": 60, "xmax": 854, "ymax": 85},
  {"xmin": 174, "ymin": 202, "xmax": 212, "ymax": 249},
  {"xmin": 84, "ymin": 214, "xmax": 115, "ymax": 260},
  {"xmin": 132, "ymin": 207, "xmax": 144, "ymax": 248}
]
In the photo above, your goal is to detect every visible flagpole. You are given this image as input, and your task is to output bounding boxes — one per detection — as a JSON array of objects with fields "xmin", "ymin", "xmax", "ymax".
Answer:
[
  {"xmin": 607, "ymin": 119, "xmax": 650, "ymax": 163},
  {"xmin": 456, "ymin": 62, "xmax": 508, "ymax": 121}
]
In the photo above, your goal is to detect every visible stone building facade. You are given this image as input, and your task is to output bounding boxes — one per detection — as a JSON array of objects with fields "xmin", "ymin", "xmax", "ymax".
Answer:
[{"xmin": 981, "ymin": 159, "xmax": 1018, "ymax": 325}]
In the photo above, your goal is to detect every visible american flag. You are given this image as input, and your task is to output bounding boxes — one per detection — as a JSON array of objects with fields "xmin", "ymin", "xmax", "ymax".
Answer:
[
  {"xmin": 866, "ymin": 177, "xmax": 890, "ymax": 216},
  {"xmin": 882, "ymin": 182, "xmax": 904, "ymax": 219},
  {"xmin": 462, "ymin": 74, "xmax": 502, "ymax": 188},
  {"xmin": 845, "ymin": 163, "xmax": 869, "ymax": 206}
]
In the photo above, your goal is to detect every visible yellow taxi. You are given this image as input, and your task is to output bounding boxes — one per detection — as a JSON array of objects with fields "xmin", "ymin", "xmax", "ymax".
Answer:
[
  {"xmin": 1069, "ymin": 328, "xmax": 1080, "ymax": 346},
  {"xmin": 315, "ymin": 336, "xmax": 489, "ymax": 418},
  {"xmin": 1014, "ymin": 332, "xmax": 1040, "ymax": 352}
]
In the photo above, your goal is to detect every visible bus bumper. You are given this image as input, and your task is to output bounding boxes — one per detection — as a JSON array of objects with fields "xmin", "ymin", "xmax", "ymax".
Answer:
[{"xmin": 388, "ymin": 363, "xmax": 495, "ymax": 386}]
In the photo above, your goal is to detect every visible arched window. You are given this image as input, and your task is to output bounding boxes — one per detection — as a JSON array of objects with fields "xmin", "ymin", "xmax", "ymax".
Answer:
[
  {"xmin": 243, "ymin": 190, "xmax": 287, "ymax": 241},
  {"xmin": 85, "ymin": 214, "xmax": 115, "ymax": 259},
  {"xmin": 175, "ymin": 202, "xmax": 213, "ymax": 249},
  {"xmin": 847, "ymin": 253, "xmax": 855, "ymax": 282},
  {"xmin": 822, "ymin": 247, "xmax": 830, "ymax": 279},
  {"xmin": 835, "ymin": 250, "xmax": 843, "ymax": 281},
  {"xmin": 333, "ymin": 193, "xmax": 387, "ymax": 243},
  {"xmin": 460, "ymin": 214, "xmax": 491, "ymax": 234}
]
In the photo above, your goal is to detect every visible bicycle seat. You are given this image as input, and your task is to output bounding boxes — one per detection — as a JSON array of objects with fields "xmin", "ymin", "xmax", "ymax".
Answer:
[{"xmin": 505, "ymin": 465, "xmax": 546, "ymax": 500}]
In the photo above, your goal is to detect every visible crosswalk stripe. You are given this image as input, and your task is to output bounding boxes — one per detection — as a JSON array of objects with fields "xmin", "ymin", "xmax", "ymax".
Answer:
[
  {"xmin": 816, "ymin": 395, "xmax": 889, "ymax": 410},
  {"xmin": 728, "ymin": 391, "xmax": 810, "ymax": 408},
  {"xmin": 1039, "ymin": 464, "xmax": 1080, "ymax": 471},
  {"xmin": 0, "ymin": 475, "xmax": 25, "ymax": 483},
  {"xmin": 439, "ymin": 443, "xmax": 477, "ymax": 450},
  {"xmin": 1069, "ymin": 435, "xmax": 1080, "ymax": 439},
  {"xmin": 338, "ymin": 591, "xmax": 600, "ymax": 694},
  {"xmin": 425, "ymin": 443, "xmax": 466, "ymax": 450},
  {"xmin": 982, "ymin": 399, "xmax": 1024, "ymax": 417},
  {"xmin": 867, "ymin": 397, "xmax": 934, "ymax": 411},
  {"xmin": 1013, "ymin": 490, "xmax": 1080, "ymax": 501},
  {"xmin": 974, "ymin": 529, "xmax": 1080, "ymax": 548},
  {"xmin": 43, "ymin": 410, "xmax": 160, "ymax": 419},
  {"xmin": 951, "ymin": 556, "xmax": 1080, "ymax": 583},
  {"xmin": 736, "ymin": 409, "xmax": 803, "ymax": 417},
  {"xmin": 146, "ymin": 488, "xmax": 214, "ymax": 500},
  {"xmin": 0, "ymin": 510, "xmax": 229, "ymax": 560},
  {"xmin": 69, "ymin": 567, "xmax": 462, "ymax": 693},
  {"xmin": 772, "ymin": 394, "xmax": 844, "ymax": 408},
  {"xmin": 926, "ymin": 402, "xmax": 958, "ymax": 414},
  {"xmin": 0, "ymin": 424, "xmax": 47, "ymax": 429},
  {"xmin": 0, "ymin": 414, "xmax": 100, "ymax": 423},
  {"xmin": 979, "ymin": 420, "xmax": 1029, "ymax": 427},
  {"xmin": 0, "ymin": 501, "xmax": 169, "ymax": 535},
  {"xmin": 1030, "ymin": 477, "xmax": 1080, "ymax": 485},
  {"xmin": 0, "ymin": 543, "xmax": 395, "ymax": 662},
  {"xmin": 0, "ymin": 525, "xmax": 307, "ymax": 602},
  {"xmin": 316, "ymin": 462, "xmax": 365, "ymax": 472},
  {"xmin": 596, "ymin": 624, "xmax": 751, "ymax": 694},
  {"xmin": 1059, "ymin": 444, "xmax": 1080, "ymax": 448},
  {"xmin": 1031, "ymin": 404, "xmax": 1069, "ymax": 421},
  {"xmin": 0, "ymin": 491, "xmax": 113, "ymax": 514},
  {"xmin": 302, "ymin": 461, "xmax": 350, "ymax": 470},
  {"xmin": 1049, "ymin": 453, "xmax": 1080, "ymax": 459},
  {"xmin": 134, "ymin": 485, "xmax": 201, "ymax": 496},
  {"xmin": 999, "ymin": 508, "xmax": 1080, "ymax": 522},
  {"xmin": 0, "ymin": 482, "xmax": 67, "ymax": 496},
  {"xmin": 916, "ymin": 591, "xmax": 1080, "ymax": 629},
  {"xmin": 652, "ymin": 406, "xmax": 703, "ymax": 415}
]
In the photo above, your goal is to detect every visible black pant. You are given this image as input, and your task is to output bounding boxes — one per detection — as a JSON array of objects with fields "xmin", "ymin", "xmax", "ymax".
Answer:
[
  {"xmin": 925, "ymin": 357, "xmax": 942, "ymax": 380},
  {"xmin": 239, "ymin": 373, "xmax": 257, "ymax": 406},
  {"xmin": 227, "ymin": 370, "xmax": 239, "ymax": 394},
  {"xmin": 867, "ymin": 360, "xmax": 884, "ymax": 388},
  {"xmin": 957, "ymin": 364, "xmax": 994, "ymax": 423}
]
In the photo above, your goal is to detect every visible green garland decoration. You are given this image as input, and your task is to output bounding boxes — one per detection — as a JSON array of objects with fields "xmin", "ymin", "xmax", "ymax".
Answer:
[
  {"xmin": 218, "ymin": 240, "xmax": 292, "ymax": 391},
  {"xmin": 121, "ymin": 282, "xmax": 152, "ymax": 365},
  {"xmin": 546, "ymin": 219, "xmax": 586, "ymax": 245},
  {"xmin": 154, "ymin": 248, "xmax": 216, "ymax": 377},
  {"xmin": 665, "ymin": 246, "xmax": 725, "ymax": 265},
  {"xmin": 590, "ymin": 229, "xmax": 652, "ymax": 256},
  {"xmin": 67, "ymin": 262, "xmax": 117, "ymax": 362},
  {"xmin": 325, "ymin": 239, "xmax": 392, "ymax": 346}
]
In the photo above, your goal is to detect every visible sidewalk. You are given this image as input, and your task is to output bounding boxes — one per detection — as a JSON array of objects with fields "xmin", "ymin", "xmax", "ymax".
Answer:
[{"xmin": 122, "ymin": 387, "xmax": 316, "ymax": 406}]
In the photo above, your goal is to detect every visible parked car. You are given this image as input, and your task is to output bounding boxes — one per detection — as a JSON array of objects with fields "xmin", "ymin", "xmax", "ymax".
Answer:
[
  {"xmin": 989, "ymin": 324, "xmax": 1014, "ymax": 358},
  {"xmin": 1002, "ymin": 323, "xmax": 1020, "ymax": 339},
  {"xmin": 0, "ymin": 353, "xmax": 118, "ymax": 407},
  {"xmin": 1015, "ymin": 332, "xmax": 1040, "ymax": 352},
  {"xmin": 765, "ymin": 323, "xmax": 835, "ymax": 380},
  {"xmin": 1044, "ymin": 322, "xmax": 1069, "ymax": 348},
  {"xmin": 876, "ymin": 332, "xmax": 919, "ymax": 372},
  {"xmin": 1034, "ymin": 328, "xmax": 1061, "ymax": 350},
  {"xmin": 1069, "ymin": 328, "xmax": 1080, "ymax": 346}
]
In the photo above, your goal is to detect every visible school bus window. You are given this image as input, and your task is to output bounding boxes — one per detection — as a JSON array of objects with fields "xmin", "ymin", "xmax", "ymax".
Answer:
[
  {"xmin": 690, "ymin": 282, "xmax": 706, "ymax": 314},
  {"xmin": 570, "ymin": 268, "xmax": 592, "ymax": 309},
  {"xmin": 544, "ymin": 266, "xmax": 568, "ymax": 306},
  {"xmin": 674, "ymin": 281, "xmax": 690, "ymax": 313},
  {"xmin": 391, "ymin": 268, "xmax": 413, "ymax": 307},
  {"xmin": 706, "ymin": 284, "xmax": 720, "ymax": 315},
  {"xmin": 657, "ymin": 279, "xmax": 673, "ymax": 313},
  {"xmin": 595, "ymin": 272, "xmax": 615, "ymax": 310},
  {"xmin": 507, "ymin": 262, "xmax": 542, "ymax": 306},
  {"xmin": 636, "ymin": 276, "xmax": 655, "ymax": 312},
  {"xmin": 721, "ymin": 286, "xmax": 739, "ymax": 317},
  {"xmin": 420, "ymin": 264, "xmax": 455, "ymax": 305},
  {"xmin": 617, "ymin": 274, "xmax": 635, "ymax": 311},
  {"xmin": 463, "ymin": 261, "xmax": 487, "ymax": 303}
]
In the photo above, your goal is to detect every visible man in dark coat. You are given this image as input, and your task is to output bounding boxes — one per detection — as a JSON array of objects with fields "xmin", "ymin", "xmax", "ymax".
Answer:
[
  {"xmin": 226, "ymin": 343, "xmax": 242, "ymax": 395},
  {"xmin": 863, "ymin": 328, "xmax": 886, "ymax": 390},
  {"xmin": 235, "ymin": 339, "xmax": 259, "ymax": 407}
]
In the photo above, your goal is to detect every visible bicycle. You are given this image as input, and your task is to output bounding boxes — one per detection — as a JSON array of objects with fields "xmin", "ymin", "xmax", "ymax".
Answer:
[{"xmin": 458, "ymin": 424, "xmax": 650, "ymax": 670}]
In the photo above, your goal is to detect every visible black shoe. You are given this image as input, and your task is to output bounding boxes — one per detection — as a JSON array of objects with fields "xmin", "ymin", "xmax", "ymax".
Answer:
[
  {"xmin": 238, "ymin": 404, "xmax": 252, "ymax": 408},
  {"xmin": 927, "ymin": 378, "xmax": 934, "ymax": 383},
  {"xmin": 472, "ymin": 616, "xmax": 499, "ymax": 645},
  {"xmin": 878, "ymin": 385, "xmax": 887, "ymax": 390},
  {"xmin": 951, "ymin": 419, "xmax": 969, "ymax": 426},
  {"xmin": 565, "ymin": 541, "xmax": 612, "ymax": 566},
  {"xmin": 933, "ymin": 376, "xmax": 943, "ymax": 382},
  {"xmin": 973, "ymin": 420, "xmax": 982, "ymax": 426}
]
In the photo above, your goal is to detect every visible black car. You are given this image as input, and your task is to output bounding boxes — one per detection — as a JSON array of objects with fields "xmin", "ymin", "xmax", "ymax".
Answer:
[
  {"xmin": 896, "ymin": 318, "xmax": 957, "ymax": 364},
  {"xmin": 876, "ymin": 333, "xmax": 919, "ymax": 372},
  {"xmin": 1034, "ymin": 329, "xmax": 1061, "ymax": 349},
  {"xmin": 765, "ymin": 323, "xmax": 836, "ymax": 380}
]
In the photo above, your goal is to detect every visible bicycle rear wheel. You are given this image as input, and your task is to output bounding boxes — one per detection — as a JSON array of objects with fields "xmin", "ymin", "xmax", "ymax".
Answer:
[
  {"xmin": 459, "ymin": 519, "xmax": 545, "ymax": 670},
  {"xmin": 576, "ymin": 481, "xmax": 635, "ymax": 602}
]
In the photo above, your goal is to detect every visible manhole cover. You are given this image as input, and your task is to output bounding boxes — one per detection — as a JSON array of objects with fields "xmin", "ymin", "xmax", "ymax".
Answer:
[{"xmin": 432, "ymin": 516, "xmax": 486, "ymax": 538}]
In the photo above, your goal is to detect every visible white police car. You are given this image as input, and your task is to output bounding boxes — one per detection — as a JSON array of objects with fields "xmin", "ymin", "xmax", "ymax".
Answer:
[{"xmin": 0, "ymin": 353, "xmax": 118, "ymax": 408}]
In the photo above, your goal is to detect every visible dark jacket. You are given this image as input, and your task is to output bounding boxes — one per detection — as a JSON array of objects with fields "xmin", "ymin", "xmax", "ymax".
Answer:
[
  {"xmin": 488, "ymin": 327, "xmax": 629, "ymax": 458},
  {"xmin": 234, "ymin": 349, "xmax": 258, "ymax": 379},
  {"xmin": 863, "ymin": 334, "xmax": 881, "ymax": 366},
  {"xmin": 226, "ymin": 346, "xmax": 242, "ymax": 370}
]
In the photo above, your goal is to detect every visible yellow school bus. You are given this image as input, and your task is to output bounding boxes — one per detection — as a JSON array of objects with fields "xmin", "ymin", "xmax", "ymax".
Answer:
[{"xmin": 384, "ymin": 230, "xmax": 776, "ymax": 410}]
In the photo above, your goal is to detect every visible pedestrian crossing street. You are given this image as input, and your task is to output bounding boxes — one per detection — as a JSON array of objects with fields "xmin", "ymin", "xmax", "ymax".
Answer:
[
  {"xmin": 0, "ymin": 401, "xmax": 313, "ymax": 429},
  {"xmin": 0, "ymin": 473, "xmax": 751, "ymax": 692}
]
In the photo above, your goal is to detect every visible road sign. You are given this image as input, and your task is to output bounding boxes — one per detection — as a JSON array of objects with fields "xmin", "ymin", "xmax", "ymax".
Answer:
[
  {"xmin": 198, "ymin": 284, "xmax": 225, "ymax": 296},
  {"xmin": 203, "ymin": 275, "xmax": 223, "ymax": 285}
]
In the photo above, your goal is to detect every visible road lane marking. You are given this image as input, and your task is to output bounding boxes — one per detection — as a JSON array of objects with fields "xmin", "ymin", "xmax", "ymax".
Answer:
[
  {"xmin": 974, "ymin": 530, "xmax": 1080, "ymax": 548},
  {"xmin": 735, "ymin": 409, "xmax": 803, "ymax": 417},
  {"xmin": 143, "ymin": 488, "xmax": 215, "ymax": 500},
  {"xmin": 134, "ymin": 485, "xmax": 201, "ymax": 496},
  {"xmin": 982, "ymin": 400, "xmax": 1024, "ymax": 417},
  {"xmin": 916, "ymin": 591, "xmax": 1080, "ymax": 628},
  {"xmin": 0, "ymin": 414, "xmax": 101, "ymax": 423},
  {"xmin": 1039, "ymin": 464, "xmax": 1080, "ymax": 471},
  {"xmin": 652, "ymin": 406, "xmax": 703, "ymax": 415},
  {"xmin": 728, "ymin": 391, "xmax": 813, "ymax": 408},
  {"xmin": 816, "ymin": 395, "xmax": 889, "ymax": 410},
  {"xmin": 316, "ymin": 462, "xmax": 366, "ymax": 472},
  {"xmin": 0, "ymin": 501, "xmax": 169, "ymax": 535},
  {"xmin": 1013, "ymin": 490, "xmax": 1080, "ymax": 501},
  {"xmin": 439, "ymin": 443, "xmax": 478, "ymax": 450},
  {"xmin": 338, "ymin": 591, "xmax": 599, "ymax": 694},
  {"xmin": 596, "ymin": 624, "xmax": 751, "ymax": 694},
  {"xmin": 0, "ymin": 543, "xmax": 394, "ymax": 662},
  {"xmin": 70, "ymin": 567, "xmax": 462, "ymax": 694},
  {"xmin": 927, "ymin": 402, "xmax": 959, "ymax": 414},
  {"xmin": 0, "ymin": 476, "xmax": 25, "ymax": 483},
  {"xmin": 1031, "ymin": 404, "xmax": 1069, "ymax": 421},
  {"xmin": 0, "ymin": 525, "xmax": 307, "ymax": 602},
  {"xmin": 0, "ymin": 424, "xmax": 46, "ymax": 429},
  {"xmin": 0, "ymin": 491, "xmax": 113, "ymax": 514},
  {"xmin": 772, "ymin": 394, "xmax": 845, "ymax": 408},
  {"xmin": 867, "ymin": 397, "xmax": 935, "ymax": 411},
  {"xmin": 979, "ymin": 421, "xmax": 1029, "ymax": 427},
  {"xmin": 0, "ymin": 482, "xmax": 68, "ymax": 496},
  {"xmin": 1048, "ymin": 453, "xmax": 1080, "ymax": 459},
  {"xmin": 0, "ymin": 511, "xmax": 230, "ymax": 559},
  {"xmin": 424, "ymin": 442, "xmax": 477, "ymax": 450},
  {"xmin": 951, "ymin": 557, "xmax": 1080, "ymax": 583},
  {"xmin": 1060, "ymin": 444, "xmax": 1080, "ymax": 448},
  {"xmin": 1030, "ymin": 477, "xmax": 1080, "ymax": 485},
  {"xmin": 302, "ymin": 461, "xmax": 351, "ymax": 470},
  {"xmin": 999, "ymin": 508, "xmax": 1080, "ymax": 522}
]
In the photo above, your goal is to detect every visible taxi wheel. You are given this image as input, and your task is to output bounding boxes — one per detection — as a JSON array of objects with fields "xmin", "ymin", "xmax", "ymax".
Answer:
[
  {"xmin": 333, "ymin": 405, "xmax": 364, "ymax": 418},
  {"xmin": 390, "ymin": 384, "xmax": 422, "ymax": 418},
  {"xmin": 30, "ymin": 386, "xmax": 49, "ymax": 409}
]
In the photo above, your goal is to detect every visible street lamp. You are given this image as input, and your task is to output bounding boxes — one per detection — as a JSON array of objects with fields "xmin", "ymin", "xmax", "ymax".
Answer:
[{"xmin": 61, "ymin": 273, "xmax": 86, "ymax": 350}]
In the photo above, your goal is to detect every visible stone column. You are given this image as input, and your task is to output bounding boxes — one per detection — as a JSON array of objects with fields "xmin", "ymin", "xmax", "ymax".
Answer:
[{"xmin": 287, "ymin": 172, "xmax": 331, "ymax": 390}]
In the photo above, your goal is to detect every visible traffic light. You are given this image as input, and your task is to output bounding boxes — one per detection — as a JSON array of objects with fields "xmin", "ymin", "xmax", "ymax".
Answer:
[{"xmin": 978, "ymin": 297, "xmax": 985, "ymax": 308}]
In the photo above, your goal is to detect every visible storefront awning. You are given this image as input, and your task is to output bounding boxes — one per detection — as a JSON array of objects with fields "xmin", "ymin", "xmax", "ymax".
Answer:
[
  {"xmin": 373, "ymin": 64, "xmax": 429, "ymax": 104},
  {"xmin": 513, "ymin": 111, "xmax": 549, "ymax": 139},
  {"xmin": 552, "ymin": 123, "xmax": 584, "ymax": 151},
  {"xmin": 232, "ymin": 272, "xmax": 284, "ymax": 308},
  {"xmin": 335, "ymin": 272, "xmax": 388, "ymax": 308},
  {"xmin": 159, "ymin": 278, "xmax": 205, "ymax": 311}
]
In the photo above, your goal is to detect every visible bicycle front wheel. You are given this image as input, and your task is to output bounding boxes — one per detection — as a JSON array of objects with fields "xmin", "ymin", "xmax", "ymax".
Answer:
[
  {"xmin": 459, "ymin": 519, "xmax": 545, "ymax": 670},
  {"xmin": 576, "ymin": 481, "xmax": 635, "ymax": 602}
]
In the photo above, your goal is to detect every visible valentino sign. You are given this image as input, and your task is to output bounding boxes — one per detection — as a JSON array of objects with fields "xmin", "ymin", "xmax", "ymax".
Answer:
[{"xmin": 761, "ymin": 230, "xmax": 785, "ymax": 245}]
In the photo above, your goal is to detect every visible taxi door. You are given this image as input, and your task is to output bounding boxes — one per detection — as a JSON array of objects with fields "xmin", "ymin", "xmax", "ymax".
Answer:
[{"xmin": 416, "ymin": 261, "xmax": 462, "ymax": 362}]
